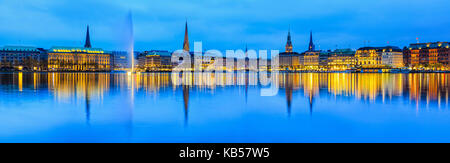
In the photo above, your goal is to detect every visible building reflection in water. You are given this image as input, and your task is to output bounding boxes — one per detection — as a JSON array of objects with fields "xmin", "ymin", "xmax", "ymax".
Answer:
[
  {"xmin": 284, "ymin": 73, "xmax": 293, "ymax": 117},
  {"xmin": 182, "ymin": 84, "xmax": 189, "ymax": 127},
  {"xmin": 85, "ymin": 79, "xmax": 91, "ymax": 126},
  {"xmin": 5, "ymin": 72, "xmax": 448, "ymax": 123}
]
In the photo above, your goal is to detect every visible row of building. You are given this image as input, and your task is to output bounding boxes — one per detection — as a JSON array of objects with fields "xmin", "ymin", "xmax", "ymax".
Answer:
[
  {"xmin": 0, "ymin": 24, "xmax": 449, "ymax": 72},
  {"xmin": 0, "ymin": 43, "xmax": 174, "ymax": 72},
  {"xmin": 279, "ymin": 30, "xmax": 449, "ymax": 72},
  {"xmin": 0, "ymin": 26, "xmax": 159, "ymax": 72}
]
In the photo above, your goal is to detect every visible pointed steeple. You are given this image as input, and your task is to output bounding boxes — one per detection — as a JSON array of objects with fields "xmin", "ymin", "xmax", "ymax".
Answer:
[
  {"xmin": 285, "ymin": 26, "xmax": 293, "ymax": 53},
  {"xmin": 84, "ymin": 26, "xmax": 92, "ymax": 48},
  {"xmin": 308, "ymin": 30, "xmax": 315, "ymax": 51},
  {"xmin": 183, "ymin": 21, "xmax": 190, "ymax": 52}
]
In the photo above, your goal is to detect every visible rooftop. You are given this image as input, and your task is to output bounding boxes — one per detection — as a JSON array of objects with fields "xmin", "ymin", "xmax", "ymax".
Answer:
[
  {"xmin": 409, "ymin": 42, "xmax": 449, "ymax": 50},
  {"xmin": 142, "ymin": 50, "xmax": 172, "ymax": 57},
  {"xmin": 358, "ymin": 46, "xmax": 402, "ymax": 52},
  {"xmin": 0, "ymin": 46, "xmax": 40, "ymax": 52},
  {"xmin": 49, "ymin": 46, "xmax": 105, "ymax": 54}
]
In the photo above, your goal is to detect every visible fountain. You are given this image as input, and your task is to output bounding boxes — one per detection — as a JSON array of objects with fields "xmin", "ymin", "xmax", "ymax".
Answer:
[
  {"xmin": 116, "ymin": 10, "xmax": 135, "ymax": 74},
  {"xmin": 125, "ymin": 11, "xmax": 135, "ymax": 73}
]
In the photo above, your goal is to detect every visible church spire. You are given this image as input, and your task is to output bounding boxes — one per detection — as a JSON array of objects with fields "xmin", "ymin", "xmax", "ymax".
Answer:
[
  {"xmin": 183, "ymin": 21, "xmax": 190, "ymax": 52},
  {"xmin": 84, "ymin": 26, "xmax": 92, "ymax": 48},
  {"xmin": 308, "ymin": 30, "xmax": 315, "ymax": 51},
  {"xmin": 285, "ymin": 27, "xmax": 293, "ymax": 53}
]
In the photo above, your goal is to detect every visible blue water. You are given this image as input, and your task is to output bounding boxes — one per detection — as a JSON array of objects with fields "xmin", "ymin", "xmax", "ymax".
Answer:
[{"xmin": 0, "ymin": 72, "xmax": 448, "ymax": 143}]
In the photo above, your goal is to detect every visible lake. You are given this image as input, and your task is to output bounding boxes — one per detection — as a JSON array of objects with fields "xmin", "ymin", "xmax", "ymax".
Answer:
[{"xmin": 0, "ymin": 72, "xmax": 448, "ymax": 143}]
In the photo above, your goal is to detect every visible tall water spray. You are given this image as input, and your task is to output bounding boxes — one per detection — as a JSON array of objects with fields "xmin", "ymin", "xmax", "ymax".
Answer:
[{"xmin": 124, "ymin": 11, "xmax": 135, "ymax": 73}]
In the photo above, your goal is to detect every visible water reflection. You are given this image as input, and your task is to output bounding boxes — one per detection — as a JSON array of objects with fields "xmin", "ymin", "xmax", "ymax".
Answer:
[
  {"xmin": 0, "ymin": 72, "xmax": 448, "ymax": 123},
  {"xmin": 85, "ymin": 82, "xmax": 91, "ymax": 126},
  {"xmin": 284, "ymin": 74, "xmax": 293, "ymax": 117},
  {"xmin": 2, "ymin": 73, "xmax": 449, "ymax": 102},
  {"xmin": 182, "ymin": 85, "xmax": 189, "ymax": 126}
]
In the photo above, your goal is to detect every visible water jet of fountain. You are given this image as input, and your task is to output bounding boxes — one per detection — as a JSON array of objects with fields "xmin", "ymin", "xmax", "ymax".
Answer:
[{"xmin": 124, "ymin": 11, "xmax": 135, "ymax": 73}]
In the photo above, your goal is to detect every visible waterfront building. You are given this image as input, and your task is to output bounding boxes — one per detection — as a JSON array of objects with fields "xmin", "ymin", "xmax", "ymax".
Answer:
[
  {"xmin": 319, "ymin": 50, "xmax": 331, "ymax": 70},
  {"xmin": 279, "ymin": 52, "xmax": 301, "ymax": 71},
  {"xmin": 355, "ymin": 47, "xmax": 381, "ymax": 69},
  {"xmin": 279, "ymin": 29, "xmax": 301, "ymax": 71},
  {"xmin": 137, "ymin": 50, "xmax": 173, "ymax": 72},
  {"xmin": 111, "ymin": 51, "xmax": 129, "ymax": 71},
  {"xmin": 402, "ymin": 47, "xmax": 417, "ymax": 68},
  {"xmin": 355, "ymin": 46, "xmax": 398, "ymax": 69},
  {"xmin": 48, "ymin": 47, "xmax": 110, "ymax": 71},
  {"xmin": 0, "ymin": 46, "xmax": 48, "ymax": 71},
  {"xmin": 381, "ymin": 47, "xmax": 404, "ymax": 68},
  {"xmin": 302, "ymin": 31, "xmax": 321, "ymax": 70},
  {"xmin": 110, "ymin": 51, "xmax": 139, "ymax": 71},
  {"xmin": 47, "ymin": 26, "xmax": 111, "ymax": 71},
  {"xmin": 302, "ymin": 52, "xmax": 320, "ymax": 70},
  {"xmin": 327, "ymin": 49, "xmax": 356, "ymax": 71},
  {"xmin": 404, "ymin": 42, "xmax": 449, "ymax": 70}
]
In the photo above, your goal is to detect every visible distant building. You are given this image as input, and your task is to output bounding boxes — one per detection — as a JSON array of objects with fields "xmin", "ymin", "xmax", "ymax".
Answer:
[
  {"xmin": 319, "ymin": 50, "xmax": 331, "ymax": 69},
  {"xmin": 308, "ymin": 31, "xmax": 316, "ymax": 52},
  {"xmin": 302, "ymin": 31, "xmax": 321, "ymax": 70},
  {"xmin": 302, "ymin": 51, "xmax": 320, "ymax": 70},
  {"xmin": 381, "ymin": 48, "xmax": 403, "ymax": 68},
  {"xmin": 47, "ymin": 26, "xmax": 111, "ymax": 71},
  {"xmin": 327, "ymin": 49, "xmax": 356, "ymax": 71},
  {"xmin": 285, "ymin": 28, "xmax": 293, "ymax": 53},
  {"xmin": 137, "ymin": 50, "xmax": 172, "ymax": 72},
  {"xmin": 404, "ymin": 42, "xmax": 449, "ymax": 70},
  {"xmin": 402, "ymin": 47, "xmax": 418, "ymax": 67},
  {"xmin": 356, "ymin": 46, "xmax": 400, "ymax": 69},
  {"xmin": 110, "ymin": 51, "xmax": 129, "ymax": 71},
  {"xmin": 0, "ymin": 46, "xmax": 47, "ymax": 71},
  {"xmin": 279, "ymin": 53, "xmax": 301, "ymax": 71},
  {"xmin": 183, "ymin": 21, "xmax": 190, "ymax": 52},
  {"xmin": 84, "ymin": 26, "xmax": 92, "ymax": 48},
  {"xmin": 279, "ymin": 29, "xmax": 301, "ymax": 71},
  {"xmin": 110, "ymin": 51, "xmax": 139, "ymax": 71}
]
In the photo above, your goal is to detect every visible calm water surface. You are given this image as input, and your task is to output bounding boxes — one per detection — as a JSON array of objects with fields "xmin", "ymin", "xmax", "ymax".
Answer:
[{"xmin": 0, "ymin": 72, "xmax": 448, "ymax": 143}]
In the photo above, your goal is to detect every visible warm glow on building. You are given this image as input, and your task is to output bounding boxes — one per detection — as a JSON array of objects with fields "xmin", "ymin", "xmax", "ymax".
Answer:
[
  {"xmin": 48, "ymin": 47, "xmax": 111, "ymax": 71},
  {"xmin": 405, "ymin": 42, "xmax": 449, "ymax": 71}
]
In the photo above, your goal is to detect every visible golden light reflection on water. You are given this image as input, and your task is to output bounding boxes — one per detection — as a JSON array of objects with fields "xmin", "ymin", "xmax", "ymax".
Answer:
[
  {"xmin": 2, "ymin": 72, "xmax": 448, "ymax": 108},
  {"xmin": 47, "ymin": 73, "xmax": 110, "ymax": 102}
]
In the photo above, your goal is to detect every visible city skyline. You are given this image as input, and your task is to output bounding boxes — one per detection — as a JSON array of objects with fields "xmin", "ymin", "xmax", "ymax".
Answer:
[{"xmin": 0, "ymin": 0, "xmax": 449, "ymax": 52}]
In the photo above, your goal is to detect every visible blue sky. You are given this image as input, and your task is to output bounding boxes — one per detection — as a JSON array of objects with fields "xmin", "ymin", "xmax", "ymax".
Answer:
[{"xmin": 0, "ymin": 0, "xmax": 448, "ymax": 52}]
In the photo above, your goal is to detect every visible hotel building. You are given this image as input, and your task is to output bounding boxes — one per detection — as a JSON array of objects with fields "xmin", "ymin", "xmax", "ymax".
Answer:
[{"xmin": 47, "ymin": 26, "xmax": 111, "ymax": 71}]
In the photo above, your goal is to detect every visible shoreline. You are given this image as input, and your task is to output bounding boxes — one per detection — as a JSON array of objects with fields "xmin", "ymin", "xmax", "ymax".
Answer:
[{"xmin": 0, "ymin": 70, "xmax": 448, "ymax": 74}]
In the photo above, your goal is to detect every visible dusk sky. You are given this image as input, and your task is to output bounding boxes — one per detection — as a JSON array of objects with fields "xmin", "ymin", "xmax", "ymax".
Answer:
[{"xmin": 0, "ymin": 0, "xmax": 449, "ymax": 52}]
